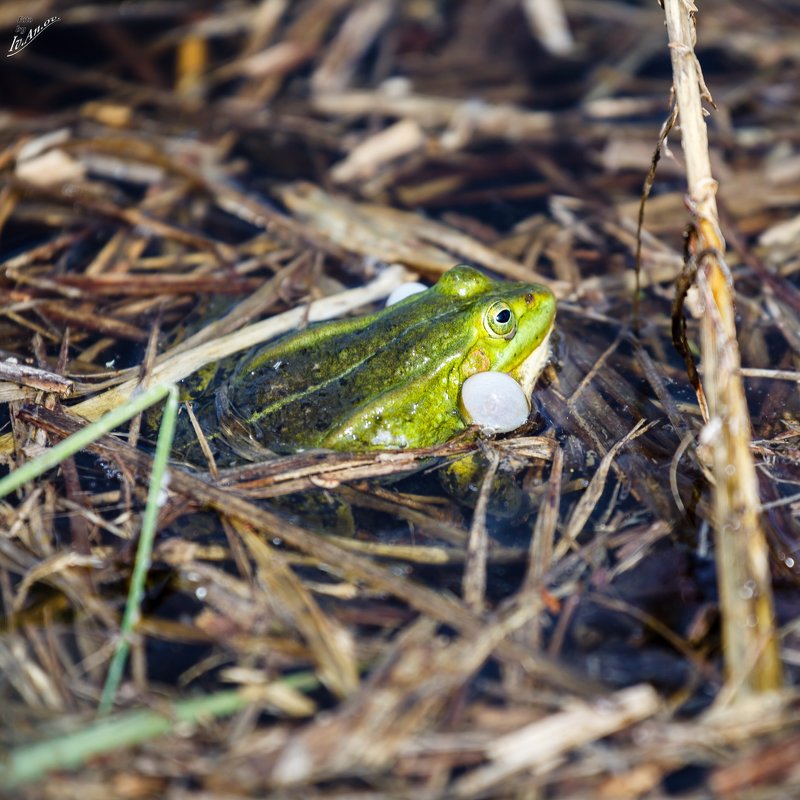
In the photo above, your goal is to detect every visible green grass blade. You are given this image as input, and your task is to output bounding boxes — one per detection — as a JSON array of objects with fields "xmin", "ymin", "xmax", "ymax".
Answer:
[
  {"xmin": 0, "ymin": 672, "xmax": 319, "ymax": 789},
  {"xmin": 0, "ymin": 383, "xmax": 172, "ymax": 499},
  {"xmin": 99, "ymin": 385, "xmax": 179, "ymax": 716}
]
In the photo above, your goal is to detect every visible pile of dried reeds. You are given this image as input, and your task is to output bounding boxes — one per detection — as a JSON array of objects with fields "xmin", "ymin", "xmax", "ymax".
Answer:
[{"xmin": 1, "ymin": 1, "xmax": 798, "ymax": 796}]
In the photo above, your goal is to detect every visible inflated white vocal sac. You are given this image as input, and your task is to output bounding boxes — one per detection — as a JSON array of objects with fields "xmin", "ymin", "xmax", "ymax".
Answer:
[{"xmin": 459, "ymin": 371, "xmax": 531, "ymax": 433}]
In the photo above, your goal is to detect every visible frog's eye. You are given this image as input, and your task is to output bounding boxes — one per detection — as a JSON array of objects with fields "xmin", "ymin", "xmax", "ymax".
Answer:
[{"xmin": 485, "ymin": 301, "xmax": 516, "ymax": 339}]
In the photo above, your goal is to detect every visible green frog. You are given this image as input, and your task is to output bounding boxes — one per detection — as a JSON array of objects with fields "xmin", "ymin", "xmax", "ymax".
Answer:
[{"xmin": 178, "ymin": 265, "xmax": 556, "ymax": 465}]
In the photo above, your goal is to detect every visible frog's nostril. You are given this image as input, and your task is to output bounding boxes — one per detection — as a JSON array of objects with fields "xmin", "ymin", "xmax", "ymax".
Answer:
[{"xmin": 525, "ymin": 292, "xmax": 533, "ymax": 305}]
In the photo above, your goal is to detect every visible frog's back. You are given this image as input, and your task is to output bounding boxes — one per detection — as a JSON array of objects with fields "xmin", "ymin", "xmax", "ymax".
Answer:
[{"xmin": 226, "ymin": 293, "xmax": 477, "ymax": 452}]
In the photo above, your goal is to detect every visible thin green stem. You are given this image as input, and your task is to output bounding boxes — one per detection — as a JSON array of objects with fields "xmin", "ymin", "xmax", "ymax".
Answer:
[
  {"xmin": 99, "ymin": 385, "xmax": 178, "ymax": 715},
  {"xmin": 0, "ymin": 383, "xmax": 172, "ymax": 499},
  {"xmin": 0, "ymin": 673, "xmax": 319, "ymax": 788}
]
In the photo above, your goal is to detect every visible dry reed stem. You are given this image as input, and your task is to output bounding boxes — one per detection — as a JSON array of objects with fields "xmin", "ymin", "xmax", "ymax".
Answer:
[
  {"xmin": 454, "ymin": 684, "xmax": 661, "ymax": 796},
  {"xmin": 521, "ymin": 0, "xmax": 575, "ymax": 56},
  {"xmin": 663, "ymin": 0, "xmax": 782, "ymax": 696},
  {"xmin": 463, "ymin": 450, "xmax": 499, "ymax": 612},
  {"xmin": 236, "ymin": 523, "xmax": 359, "ymax": 699}
]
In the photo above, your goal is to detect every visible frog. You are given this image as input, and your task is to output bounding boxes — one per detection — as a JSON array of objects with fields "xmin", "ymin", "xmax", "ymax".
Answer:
[
  {"xmin": 168, "ymin": 265, "xmax": 555, "ymax": 528},
  {"xmin": 178, "ymin": 264, "xmax": 556, "ymax": 465}
]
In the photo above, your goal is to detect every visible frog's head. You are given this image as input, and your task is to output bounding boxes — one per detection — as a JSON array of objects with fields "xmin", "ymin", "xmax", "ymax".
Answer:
[{"xmin": 433, "ymin": 265, "xmax": 556, "ymax": 395}]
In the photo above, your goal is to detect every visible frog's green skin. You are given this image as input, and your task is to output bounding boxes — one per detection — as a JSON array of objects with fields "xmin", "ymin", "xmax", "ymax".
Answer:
[{"xmin": 203, "ymin": 265, "xmax": 555, "ymax": 458}]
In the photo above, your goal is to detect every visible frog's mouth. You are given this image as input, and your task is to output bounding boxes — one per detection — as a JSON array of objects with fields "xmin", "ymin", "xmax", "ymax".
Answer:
[{"xmin": 509, "ymin": 321, "xmax": 554, "ymax": 396}]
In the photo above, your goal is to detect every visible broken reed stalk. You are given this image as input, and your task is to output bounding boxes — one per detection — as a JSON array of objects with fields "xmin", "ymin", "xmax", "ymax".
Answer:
[{"xmin": 662, "ymin": 0, "xmax": 782, "ymax": 696}]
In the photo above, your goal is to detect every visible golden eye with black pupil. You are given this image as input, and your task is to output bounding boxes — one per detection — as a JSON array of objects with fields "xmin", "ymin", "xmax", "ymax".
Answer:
[{"xmin": 485, "ymin": 301, "xmax": 516, "ymax": 339}]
